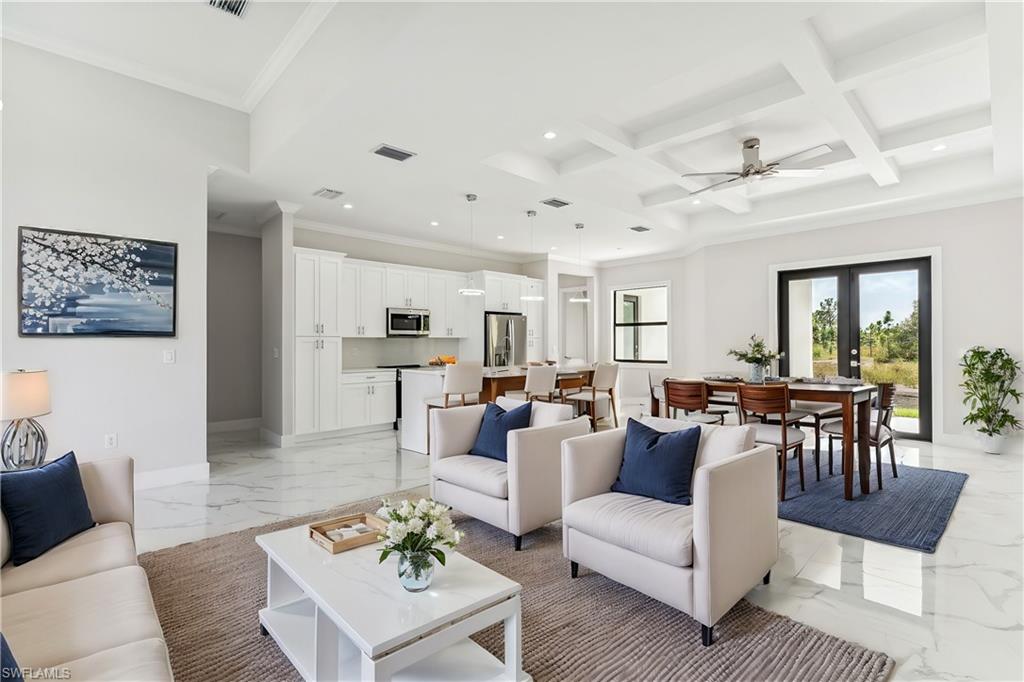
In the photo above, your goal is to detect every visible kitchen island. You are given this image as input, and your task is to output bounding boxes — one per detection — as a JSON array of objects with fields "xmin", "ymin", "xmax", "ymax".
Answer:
[{"xmin": 400, "ymin": 365, "xmax": 594, "ymax": 454}]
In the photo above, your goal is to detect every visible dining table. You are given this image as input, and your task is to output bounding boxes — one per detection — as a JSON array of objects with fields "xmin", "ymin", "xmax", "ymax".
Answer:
[{"xmin": 652, "ymin": 379, "xmax": 878, "ymax": 500}]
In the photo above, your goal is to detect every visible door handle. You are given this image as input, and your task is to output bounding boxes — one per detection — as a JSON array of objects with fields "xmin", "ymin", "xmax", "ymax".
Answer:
[{"xmin": 850, "ymin": 361, "xmax": 860, "ymax": 367}]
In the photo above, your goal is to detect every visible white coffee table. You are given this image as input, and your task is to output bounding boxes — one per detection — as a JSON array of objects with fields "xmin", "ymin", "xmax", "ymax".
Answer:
[{"xmin": 256, "ymin": 524, "xmax": 530, "ymax": 681}]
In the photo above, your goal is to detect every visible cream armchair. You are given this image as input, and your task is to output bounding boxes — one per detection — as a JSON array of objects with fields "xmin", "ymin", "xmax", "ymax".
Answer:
[
  {"xmin": 561, "ymin": 418, "xmax": 778, "ymax": 646},
  {"xmin": 430, "ymin": 397, "xmax": 591, "ymax": 550}
]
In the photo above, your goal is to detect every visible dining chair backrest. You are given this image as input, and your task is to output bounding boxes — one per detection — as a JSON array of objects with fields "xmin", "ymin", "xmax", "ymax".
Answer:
[
  {"xmin": 874, "ymin": 382, "xmax": 896, "ymax": 430},
  {"xmin": 443, "ymin": 361, "xmax": 483, "ymax": 396},
  {"xmin": 524, "ymin": 365, "xmax": 557, "ymax": 395},
  {"xmin": 737, "ymin": 382, "xmax": 790, "ymax": 417},
  {"xmin": 592, "ymin": 363, "xmax": 619, "ymax": 391},
  {"xmin": 663, "ymin": 379, "xmax": 708, "ymax": 413}
]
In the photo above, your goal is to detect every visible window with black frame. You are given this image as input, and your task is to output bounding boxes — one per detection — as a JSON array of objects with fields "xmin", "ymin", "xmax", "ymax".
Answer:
[{"xmin": 613, "ymin": 285, "xmax": 668, "ymax": 363}]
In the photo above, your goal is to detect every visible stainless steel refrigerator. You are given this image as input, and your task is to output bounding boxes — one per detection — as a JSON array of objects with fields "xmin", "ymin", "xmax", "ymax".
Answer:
[{"xmin": 484, "ymin": 313, "xmax": 526, "ymax": 367}]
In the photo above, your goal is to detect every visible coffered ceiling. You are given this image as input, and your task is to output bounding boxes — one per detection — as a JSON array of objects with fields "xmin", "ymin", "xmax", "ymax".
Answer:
[{"xmin": 4, "ymin": 2, "xmax": 1021, "ymax": 264}]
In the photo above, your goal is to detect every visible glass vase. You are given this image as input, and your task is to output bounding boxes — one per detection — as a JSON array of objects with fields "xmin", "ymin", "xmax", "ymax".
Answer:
[
  {"xmin": 397, "ymin": 551, "xmax": 435, "ymax": 592},
  {"xmin": 749, "ymin": 364, "xmax": 765, "ymax": 384}
]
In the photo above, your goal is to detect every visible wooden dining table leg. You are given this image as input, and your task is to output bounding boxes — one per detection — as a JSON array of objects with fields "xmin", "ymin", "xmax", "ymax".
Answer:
[
  {"xmin": 857, "ymin": 397, "xmax": 872, "ymax": 494},
  {"xmin": 841, "ymin": 396, "xmax": 855, "ymax": 500}
]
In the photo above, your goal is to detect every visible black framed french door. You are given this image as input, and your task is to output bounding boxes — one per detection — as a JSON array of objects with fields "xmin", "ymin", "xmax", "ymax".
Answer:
[{"xmin": 779, "ymin": 257, "xmax": 932, "ymax": 440}]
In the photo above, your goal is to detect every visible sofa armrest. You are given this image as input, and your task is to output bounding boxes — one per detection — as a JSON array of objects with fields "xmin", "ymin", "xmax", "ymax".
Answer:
[
  {"xmin": 77, "ymin": 457, "xmax": 136, "ymax": 532},
  {"xmin": 560, "ymin": 428, "xmax": 626, "ymax": 509},
  {"xmin": 691, "ymin": 444, "xmax": 778, "ymax": 627},
  {"xmin": 430, "ymin": 404, "xmax": 487, "ymax": 463},
  {"xmin": 507, "ymin": 417, "xmax": 592, "ymax": 536}
]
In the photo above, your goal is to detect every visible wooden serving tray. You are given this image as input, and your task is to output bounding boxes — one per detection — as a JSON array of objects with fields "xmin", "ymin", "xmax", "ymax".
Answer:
[{"xmin": 309, "ymin": 512, "xmax": 388, "ymax": 554}]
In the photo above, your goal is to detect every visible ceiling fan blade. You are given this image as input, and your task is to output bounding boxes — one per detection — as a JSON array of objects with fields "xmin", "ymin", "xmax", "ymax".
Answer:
[
  {"xmin": 680, "ymin": 171, "xmax": 742, "ymax": 178},
  {"xmin": 769, "ymin": 144, "xmax": 832, "ymax": 166},
  {"xmin": 690, "ymin": 175, "xmax": 745, "ymax": 196},
  {"xmin": 772, "ymin": 168, "xmax": 825, "ymax": 178}
]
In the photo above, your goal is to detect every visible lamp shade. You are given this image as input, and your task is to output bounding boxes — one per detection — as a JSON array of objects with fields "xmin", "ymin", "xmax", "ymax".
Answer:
[{"xmin": 2, "ymin": 370, "xmax": 51, "ymax": 420}]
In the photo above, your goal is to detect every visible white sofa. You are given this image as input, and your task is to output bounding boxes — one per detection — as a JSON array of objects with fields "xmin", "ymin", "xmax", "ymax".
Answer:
[
  {"xmin": 430, "ymin": 397, "xmax": 591, "ymax": 550},
  {"xmin": 0, "ymin": 457, "xmax": 173, "ymax": 680},
  {"xmin": 561, "ymin": 417, "xmax": 778, "ymax": 646}
]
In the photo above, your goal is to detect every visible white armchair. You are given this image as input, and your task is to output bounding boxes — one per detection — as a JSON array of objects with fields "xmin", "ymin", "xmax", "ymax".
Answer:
[
  {"xmin": 430, "ymin": 397, "xmax": 591, "ymax": 550},
  {"xmin": 561, "ymin": 418, "xmax": 778, "ymax": 646}
]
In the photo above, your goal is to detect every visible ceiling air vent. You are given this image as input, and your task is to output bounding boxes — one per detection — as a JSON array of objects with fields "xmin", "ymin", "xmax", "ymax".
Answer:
[
  {"xmin": 209, "ymin": 0, "xmax": 248, "ymax": 18},
  {"xmin": 208, "ymin": 210, "xmax": 228, "ymax": 221},
  {"xmin": 629, "ymin": 225, "xmax": 652, "ymax": 233},
  {"xmin": 372, "ymin": 144, "xmax": 417, "ymax": 162},
  {"xmin": 312, "ymin": 187, "xmax": 344, "ymax": 200},
  {"xmin": 540, "ymin": 197, "xmax": 572, "ymax": 208}
]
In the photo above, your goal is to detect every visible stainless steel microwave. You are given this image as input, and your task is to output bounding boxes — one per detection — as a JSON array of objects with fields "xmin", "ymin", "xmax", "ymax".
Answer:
[{"xmin": 387, "ymin": 308, "xmax": 430, "ymax": 337}]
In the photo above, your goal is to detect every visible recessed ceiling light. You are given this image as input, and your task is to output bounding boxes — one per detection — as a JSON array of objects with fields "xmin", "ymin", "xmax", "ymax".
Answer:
[
  {"xmin": 497, "ymin": 235, "xmax": 505, "ymax": 240},
  {"xmin": 932, "ymin": 144, "xmax": 947, "ymax": 152},
  {"xmin": 691, "ymin": 198, "xmax": 701, "ymax": 205},
  {"xmin": 543, "ymin": 131, "xmax": 557, "ymax": 140},
  {"xmin": 550, "ymin": 246, "xmax": 557, "ymax": 251},
  {"xmin": 342, "ymin": 203, "xmax": 353, "ymax": 209},
  {"xmin": 430, "ymin": 221, "xmax": 439, "ymax": 226}
]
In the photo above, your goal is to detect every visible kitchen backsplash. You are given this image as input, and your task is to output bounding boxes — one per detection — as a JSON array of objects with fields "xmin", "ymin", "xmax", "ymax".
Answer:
[{"xmin": 342, "ymin": 337, "xmax": 462, "ymax": 369}]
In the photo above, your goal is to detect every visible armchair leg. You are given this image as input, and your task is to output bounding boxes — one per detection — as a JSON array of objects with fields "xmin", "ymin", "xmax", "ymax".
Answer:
[
  {"xmin": 701, "ymin": 625, "xmax": 714, "ymax": 647},
  {"xmin": 513, "ymin": 535, "xmax": 522, "ymax": 551},
  {"xmin": 763, "ymin": 570, "xmax": 771, "ymax": 585},
  {"xmin": 570, "ymin": 561, "xmax": 579, "ymax": 579}
]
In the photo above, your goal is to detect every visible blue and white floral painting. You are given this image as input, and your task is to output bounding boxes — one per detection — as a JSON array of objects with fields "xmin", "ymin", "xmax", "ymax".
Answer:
[{"xmin": 19, "ymin": 226, "xmax": 177, "ymax": 336}]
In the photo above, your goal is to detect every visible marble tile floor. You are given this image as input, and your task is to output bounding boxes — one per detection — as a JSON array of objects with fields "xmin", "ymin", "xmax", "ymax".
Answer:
[{"xmin": 135, "ymin": 428, "xmax": 1022, "ymax": 681}]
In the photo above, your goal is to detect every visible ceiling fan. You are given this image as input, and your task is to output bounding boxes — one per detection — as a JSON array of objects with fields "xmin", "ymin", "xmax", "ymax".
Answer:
[{"xmin": 683, "ymin": 138, "xmax": 831, "ymax": 196}]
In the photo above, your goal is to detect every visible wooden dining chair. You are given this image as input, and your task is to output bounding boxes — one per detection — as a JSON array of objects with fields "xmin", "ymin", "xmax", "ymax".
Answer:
[
  {"xmin": 662, "ymin": 380, "xmax": 725, "ymax": 425},
  {"xmin": 737, "ymin": 383, "xmax": 806, "ymax": 501},
  {"xmin": 823, "ymin": 383, "xmax": 897, "ymax": 489}
]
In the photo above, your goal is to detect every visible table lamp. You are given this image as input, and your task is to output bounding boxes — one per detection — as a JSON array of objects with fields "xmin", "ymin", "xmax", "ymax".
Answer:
[{"xmin": 1, "ymin": 369, "xmax": 51, "ymax": 470}]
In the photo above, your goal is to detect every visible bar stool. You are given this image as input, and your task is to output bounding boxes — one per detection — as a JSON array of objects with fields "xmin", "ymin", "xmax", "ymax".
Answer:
[
  {"xmin": 822, "ymin": 383, "xmax": 897, "ymax": 489},
  {"xmin": 663, "ymin": 380, "xmax": 725, "ymax": 424},
  {"xmin": 737, "ymin": 383, "xmax": 806, "ymax": 501},
  {"xmin": 425, "ymin": 362, "xmax": 483, "ymax": 454},
  {"xmin": 504, "ymin": 365, "xmax": 557, "ymax": 402},
  {"xmin": 565, "ymin": 363, "xmax": 620, "ymax": 430}
]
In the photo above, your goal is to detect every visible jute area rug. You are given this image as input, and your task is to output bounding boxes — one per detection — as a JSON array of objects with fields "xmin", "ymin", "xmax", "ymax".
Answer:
[{"xmin": 139, "ymin": 489, "xmax": 894, "ymax": 682}]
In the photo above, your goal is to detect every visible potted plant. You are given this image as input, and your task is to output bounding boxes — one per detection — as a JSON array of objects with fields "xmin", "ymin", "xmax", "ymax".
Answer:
[
  {"xmin": 728, "ymin": 335, "xmax": 779, "ymax": 384},
  {"xmin": 960, "ymin": 346, "xmax": 1022, "ymax": 454},
  {"xmin": 377, "ymin": 498, "xmax": 463, "ymax": 592}
]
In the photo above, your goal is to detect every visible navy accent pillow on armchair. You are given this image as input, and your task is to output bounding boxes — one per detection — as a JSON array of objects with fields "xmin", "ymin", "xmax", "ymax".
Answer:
[
  {"xmin": 612, "ymin": 419, "xmax": 702, "ymax": 505},
  {"xmin": 1, "ymin": 634, "xmax": 22, "ymax": 681},
  {"xmin": 470, "ymin": 401, "xmax": 533, "ymax": 462},
  {"xmin": 0, "ymin": 452, "xmax": 95, "ymax": 566}
]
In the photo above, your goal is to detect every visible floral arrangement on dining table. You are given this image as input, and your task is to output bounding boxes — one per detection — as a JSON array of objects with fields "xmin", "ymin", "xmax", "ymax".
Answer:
[
  {"xmin": 727, "ymin": 334, "xmax": 780, "ymax": 384},
  {"xmin": 377, "ymin": 498, "xmax": 463, "ymax": 591}
]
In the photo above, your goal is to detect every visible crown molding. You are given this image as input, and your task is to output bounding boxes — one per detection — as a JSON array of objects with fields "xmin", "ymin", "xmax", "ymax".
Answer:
[
  {"xmin": 241, "ymin": 2, "xmax": 337, "ymax": 112},
  {"xmin": 208, "ymin": 220, "xmax": 261, "ymax": 238}
]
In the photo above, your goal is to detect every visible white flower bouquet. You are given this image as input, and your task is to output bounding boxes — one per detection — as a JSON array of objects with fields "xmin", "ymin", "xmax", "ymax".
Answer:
[{"xmin": 376, "ymin": 498, "xmax": 463, "ymax": 590}]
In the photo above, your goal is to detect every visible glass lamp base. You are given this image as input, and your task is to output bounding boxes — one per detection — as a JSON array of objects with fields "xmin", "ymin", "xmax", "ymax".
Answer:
[{"xmin": 1, "ymin": 418, "xmax": 48, "ymax": 470}]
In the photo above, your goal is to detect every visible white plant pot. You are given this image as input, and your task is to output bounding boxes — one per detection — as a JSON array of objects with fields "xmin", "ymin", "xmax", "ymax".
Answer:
[{"xmin": 978, "ymin": 433, "xmax": 1007, "ymax": 454}]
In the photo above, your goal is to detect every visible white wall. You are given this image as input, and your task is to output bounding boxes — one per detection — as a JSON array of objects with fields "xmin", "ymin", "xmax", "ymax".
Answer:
[
  {"xmin": 259, "ymin": 207, "xmax": 297, "ymax": 441},
  {"xmin": 597, "ymin": 198, "xmax": 1024, "ymax": 443},
  {"xmin": 207, "ymin": 231, "xmax": 261, "ymax": 424},
  {"xmin": 1, "ymin": 41, "xmax": 248, "ymax": 482}
]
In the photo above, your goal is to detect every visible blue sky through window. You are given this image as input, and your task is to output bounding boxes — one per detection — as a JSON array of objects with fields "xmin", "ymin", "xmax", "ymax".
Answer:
[{"xmin": 810, "ymin": 271, "xmax": 917, "ymax": 325}]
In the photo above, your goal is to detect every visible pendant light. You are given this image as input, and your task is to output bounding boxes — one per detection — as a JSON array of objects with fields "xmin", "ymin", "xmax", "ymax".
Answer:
[
  {"xmin": 520, "ymin": 209, "xmax": 545, "ymax": 302},
  {"xmin": 569, "ymin": 222, "xmax": 590, "ymax": 303},
  {"xmin": 458, "ymin": 193, "xmax": 485, "ymax": 296}
]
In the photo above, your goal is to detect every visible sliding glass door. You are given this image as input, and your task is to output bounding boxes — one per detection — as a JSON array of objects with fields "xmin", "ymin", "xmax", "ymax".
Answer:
[{"xmin": 779, "ymin": 258, "xmax": 931, "ymax": 440}]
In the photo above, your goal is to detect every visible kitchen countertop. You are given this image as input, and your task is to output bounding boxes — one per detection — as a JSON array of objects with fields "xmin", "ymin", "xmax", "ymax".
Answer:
[
  {"xmin": 402, "ymin": 365, "xmax": 592, "ymax": 378},
  {"xmin": 340, "ymin": 367, "xmax": 402, "ymax": 374}
]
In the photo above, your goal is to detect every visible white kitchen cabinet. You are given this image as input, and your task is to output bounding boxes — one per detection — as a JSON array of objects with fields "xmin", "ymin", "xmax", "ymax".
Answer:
[
  {"xmin": 428, "ymin": 273, "xmax": 470, "ymax": 338},
  {"xmin": 524, "ymin": 279, "xmax": 545, "ymax": 363},
  {"xmin": 369, "ymin": 381, "xmax": 397, "ymax": 425},
  {"xmin": 484, "ymin": 274, "xmax": 524, "ymax": 313},
  {"xmin": 387, "ymin": 267, "xmax": 428, "ymax": 309},
  {"xmin": 340, "ymin": 371, "xmax": 397, "ymax": 429},
  {"xmin": 294, "ymin": 250, "xmax": 344, "ymax": 337},
  {"xmin": 341, "ymin": 263, "xmax": 386, "ymax": 338},
  {"xmin": 294, "ymin": 337, "xmax": 342, "ymax": 436},
  {"xmin": 340, "ymin": 384, "xmax": 370, "ymax": 429},
  {"xmin": 448, "ymin": 275, "xmax": 469, "ymax": 337}
]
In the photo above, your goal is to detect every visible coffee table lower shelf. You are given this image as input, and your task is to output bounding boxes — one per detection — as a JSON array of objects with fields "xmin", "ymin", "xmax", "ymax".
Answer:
[{"xmin": 259, "ymin": 597, "xmax": 529, "ymax": 682}]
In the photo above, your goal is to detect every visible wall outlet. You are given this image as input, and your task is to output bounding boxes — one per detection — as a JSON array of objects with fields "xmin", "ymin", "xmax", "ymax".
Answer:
[
  {"xmin": 162, "ymin": 349, "xmax": 176, "ymax": 364},
  {"xmin": 273, "ymin": 347, "xmax": 280, "ymax": 359},
  {"xmin": 104, "ymin": 433, "xmax": 118, "ymax": 449}
]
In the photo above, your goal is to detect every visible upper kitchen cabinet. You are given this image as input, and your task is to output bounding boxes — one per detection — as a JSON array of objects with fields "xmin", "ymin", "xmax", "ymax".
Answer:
[
  {"xmin": 386, "ymin": 267, "xmax": 428, "ymax": 309},
  {"xmin": 340, "ymin": 262, "xmax": 387, "ymax": 338},
  {"xmin": 428, "ymin": 273, "xmax": 469, "ymax": 338},
  {"xmin": 294, "ymin": 249, "xmax": 344, "ymax": 337},
  {"xmin": 484, "ymin": 273, "xmax": 525, "ymax": 313},
  {"xmin": 523, "ymin": 278, "xmax": 546, "ymax": 363}
]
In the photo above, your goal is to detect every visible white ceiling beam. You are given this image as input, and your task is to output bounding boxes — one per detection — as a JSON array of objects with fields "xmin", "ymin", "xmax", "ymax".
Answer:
[
  {"xmin": 558, "ymin": 147, "xmax": 615, "ymax": 175},
  {"xmin": 781, "ymin": 21, "xmax": 900, "ymax": 187},
  {"xmin": 985, "ymin": 1, "xmax": 1024, "ymax": 178},
  {"xmin": 879, "ymin": 106, "xmax": 991, "ymax": 154},
  {"xmin": 833, "ymin": 9, "xmax": 987, "ymax": 90}
]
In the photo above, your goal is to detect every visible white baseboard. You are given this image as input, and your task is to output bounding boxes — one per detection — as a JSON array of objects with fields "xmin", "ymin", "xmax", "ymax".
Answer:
[
  {"xmin": 294, "ymin": 423, "xmax": 393, "ymax": 443},
  {"xmin": 260, "ymin": 428, "xmax": 295, "ymax": 448},
  {"xmin": 135, "ymin": 462, "xmax": 210, "ymax": 491},
  {"xmin": 207, "ymin": 417, "xmax": 262, "ymax": 433}
]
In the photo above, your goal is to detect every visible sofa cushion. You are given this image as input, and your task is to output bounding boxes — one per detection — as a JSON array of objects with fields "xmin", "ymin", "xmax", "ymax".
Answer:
[
  {"xmin": 1, "ymin": 565, "xmax": 164, "ymax": 669},
  {"xmin": 612, "ymin": 419, "xmax": 701, "ymax": 505},
  {"xmin": 433, "ymin": 455, "xmax": 508, "ymax": 499},
  {"xmin": 52, "ymin": 639, "xmax": 172, "ymax": 682},
  {"xmin": 640, "ymin": 417, "xmax": 755, "ymax": 469},
  {"xmin": 495, "ymin": 396, "xmax": 572, "ymax": 426},
  {"xmin": 563, "ymin": 492, "xmax": 694, "ymax": 567},
  {"xmin": 1, "ymin": 634, "xmax": 22, "ymax": 682},
  {"xmin": 470, "ymin": 401, "xmax": 532, "ymax": 461},
  {"xmin": 0, "ymin": 452, "xmax": 95, "ymax": 566},
  {"xmin": 1, "ymin": 522, "xmax": 137, "ymax": 596}
]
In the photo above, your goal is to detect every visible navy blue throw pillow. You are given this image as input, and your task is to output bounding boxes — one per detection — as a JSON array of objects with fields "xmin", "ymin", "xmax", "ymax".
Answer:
[
  {"xmin": 0, "ymin": 452, "xmax": 95, "ymax": 566},
  {"xmin": 612, "ymin": 419, "xmax": 702, "ymax": 505},
  {"xmin": 1, "ymin": 634, "xmax": 22, "ymax": 681},
  {"xmin": 469, "ymin": 401, "xmax": 533, "ymax": 462}
]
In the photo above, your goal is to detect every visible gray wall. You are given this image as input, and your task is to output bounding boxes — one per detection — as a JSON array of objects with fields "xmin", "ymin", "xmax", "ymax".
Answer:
[{"xmin": 207, "ymin": 232, "xmax": 262, "ymax": 423}]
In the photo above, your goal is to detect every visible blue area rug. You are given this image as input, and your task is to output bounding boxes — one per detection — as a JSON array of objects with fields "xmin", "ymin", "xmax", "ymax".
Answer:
[{"xmin": 777, "ymin": 453, "xmax": 968, "ymax": 553}]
